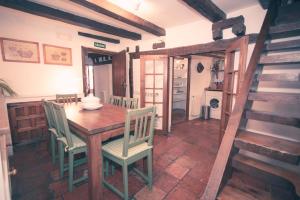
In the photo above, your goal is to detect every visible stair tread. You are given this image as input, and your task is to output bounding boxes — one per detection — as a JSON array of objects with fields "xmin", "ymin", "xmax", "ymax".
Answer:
[
  {"xmin": 259, "ymin": 53, "xmax": 300, "ymax": 64},
  {"xmin": 265, "ymin": 39, "xmax": 300, "ymax": 51},
  {"xmin": 245, "ymin": 110, "xmax": 300, "ymax": 128},
  {"xmin": 233, "ymin": 154, "xmax": 300, "ymax": 196},
  {"xmin": 235, "ymin": 130, "xmax": 300, "ymax": 164},
  {"xmin": 269, "ymin": 21, "xmax": 300, "ymax": 38},
  {"xmin": 217, "ymin": 179, "xmax": 270, "ymax": 200},
  {"xmin": 259, "ymin": 73, "xmax": 300, "ymax": 82},
  {"xmin": 248, "ymin": 92, "xmax": 300, "ymax": 104}
]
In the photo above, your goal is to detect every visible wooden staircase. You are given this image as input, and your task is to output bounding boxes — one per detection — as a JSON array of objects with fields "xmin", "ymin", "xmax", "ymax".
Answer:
[{"xmin": 201, "ymin": 0, "xmax": 300, "ymax": 199}]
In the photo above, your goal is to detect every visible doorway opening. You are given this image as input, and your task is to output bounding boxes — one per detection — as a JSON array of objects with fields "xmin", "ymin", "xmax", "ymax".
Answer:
[
  {"xmin": 171, "ymin": 57, "xmax": 190, "ymax": 124},
  {"xmin": 81, "ymin": 47, "xmax": 116, "ymax": 103}
]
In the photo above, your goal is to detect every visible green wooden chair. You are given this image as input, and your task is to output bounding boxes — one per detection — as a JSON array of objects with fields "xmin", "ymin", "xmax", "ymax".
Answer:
[
  {"xmin": 42, "ymin": 100, "xmax": 60, "ymax": 164},
  {"xmin": 122, "ymin": 97, "xmax": 138, "ymax": 109},
  {"xmin": 109, "ymin": 95, "xmax": 123, "ymax": 106},
  {"xmin": 51, "ymin": 102, "xmax": 88, "ymax": 192},
  {"xmin": 56, "ymin": 94, "xmax": 78, "ymax": 104},
  {"xmin": 102, "ymin": 106, "xmax": 156, "ymax": 200}
]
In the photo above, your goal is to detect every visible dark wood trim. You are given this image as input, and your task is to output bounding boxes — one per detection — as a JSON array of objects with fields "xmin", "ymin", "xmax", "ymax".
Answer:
[
  {"xmin": 130, "ymin": 34, "xmax": 258, "ymax": 58},
  {"xmin": 186, "ymin": 57, "xmax": 191, "ymax": 120},
  {"xmin": 78, "ymin": 32, "xmax": 120, "ymax": 44},
  {"xmin": 153, "ymin": 41, "xmax": 166, "ymax": 49},
  {"xmin": 0, "ymin": 0, "xmax": 141, "ymax": 40},
  {"xmin": 81, "ymin": 46, "xmax": 117, "ymax": 96},
  {"xmin": 71, "ymin": 0, "xmax": 165, "ymax": 36},
  {"xmin": 182, "ymin": 0, "xmax": 226, "ymax": 22},
  {"xmin": 129, "ymin": 56, "xmax": 133, "ymax": 98},
  {"xmin": 0, "ymin": 37, "xmax": 40, "ymax": 63}
]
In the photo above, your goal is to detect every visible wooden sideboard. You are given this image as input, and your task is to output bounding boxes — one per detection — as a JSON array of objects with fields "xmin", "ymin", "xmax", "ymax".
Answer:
[{"xmin": 7, "ymin": 101, "xmax": 48, "ymax": 145}]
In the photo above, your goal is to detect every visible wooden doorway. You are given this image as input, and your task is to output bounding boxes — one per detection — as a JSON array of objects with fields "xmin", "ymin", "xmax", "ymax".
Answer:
[
  {"xmin": 171, "ymin": 57, "xmax": 191, "ymax": 124},
  {"xmin": 81, "ymin": 47, "xmax": 127, "ymax": 98},
  {"xmin": 219, "ymin": 36, "xmax": 249, "ymax": 144}
]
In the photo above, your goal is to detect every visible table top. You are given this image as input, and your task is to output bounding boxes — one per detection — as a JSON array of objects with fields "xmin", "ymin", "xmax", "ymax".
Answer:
[{"xmin": 64, "ymin": 103, "xmax": 127, "ymax": 135}]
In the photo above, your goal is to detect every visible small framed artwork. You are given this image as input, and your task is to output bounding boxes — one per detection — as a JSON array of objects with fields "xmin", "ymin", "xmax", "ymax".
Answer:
[
  {"xmin": 0, "ymin": 37, "xmax": 40, "ymax": 63},
  {"xmin": 43, "ymin": 44, "xmax": 72, "ymax": 66}
]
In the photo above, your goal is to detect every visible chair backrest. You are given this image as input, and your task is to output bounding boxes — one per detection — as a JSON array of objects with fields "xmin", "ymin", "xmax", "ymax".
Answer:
[
  {"xmin": 56, "ymin": 94, "xmax": 78, "ymax": 104},
  {"xmin": 122, "ymin": 106, "xmax": 156, "ymax": 157},
  {"xmin": 51, "ymin": 102, "xmax": 74, "ymax": 148},
  {"xmin": 109, "ymin": 95, "xmax": 122, "ymax": 106},
  {"xmin": 122, "ymin": 97, "xmax": 138, "ymax": 109},
  {"xmin": 42, "ymin": 100, "xmax": 56, "ymax": 129}
]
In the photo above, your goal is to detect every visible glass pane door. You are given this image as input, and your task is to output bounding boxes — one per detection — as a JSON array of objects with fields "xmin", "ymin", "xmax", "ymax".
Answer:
[{"xmin": 140, "ymin": 55, "xmax": 168, "ymax": 131}]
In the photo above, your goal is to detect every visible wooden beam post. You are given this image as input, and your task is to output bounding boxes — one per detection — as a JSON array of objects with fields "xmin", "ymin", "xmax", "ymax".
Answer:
[{"xmin": 182, "ymin": 0, "xmax": 226, "ymax": 22}]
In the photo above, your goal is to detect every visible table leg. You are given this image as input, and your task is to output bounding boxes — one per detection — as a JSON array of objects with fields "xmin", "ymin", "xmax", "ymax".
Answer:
[{"xmin": 88, "ymin": 134, "xmax": 103, "ymax": 200}]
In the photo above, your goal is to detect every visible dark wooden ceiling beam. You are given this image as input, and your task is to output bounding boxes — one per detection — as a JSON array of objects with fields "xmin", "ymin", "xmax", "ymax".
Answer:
[
  {"xmin": 0, "ymin": 0, "xmax": 141, "ymax": 40},
  {"xmin": 259, "ymin": 0, "xmax": 270, "ymax": 9},
  {"xmin": 78, "ymin": 32, "xmax": 120, "ymax": 44},
  {"xmin": 130, "ymin": 33, "xmax": 258, "ymax": 58},
  {"xmin": 70, "ymin": 0, "xmax": 165, "ymax": 36},
  {"xmin": 182, "ymin": 0, "xmax": 226, "ymax": 22}
]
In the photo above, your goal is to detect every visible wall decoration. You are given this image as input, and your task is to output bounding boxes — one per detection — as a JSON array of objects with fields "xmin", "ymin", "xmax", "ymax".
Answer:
[
  {"xmin": 43, "ymin": 44, "xmax": 72, "ymax": 66},
  {"xmin": 0, "ymin": 37, "xmax": 40, "ymax": 63}
]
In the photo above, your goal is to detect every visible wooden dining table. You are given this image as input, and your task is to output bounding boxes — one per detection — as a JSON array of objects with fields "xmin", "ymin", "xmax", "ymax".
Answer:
[{"xmin": 64, "ymin": 103, "xmax": 128, "ymax": 200}]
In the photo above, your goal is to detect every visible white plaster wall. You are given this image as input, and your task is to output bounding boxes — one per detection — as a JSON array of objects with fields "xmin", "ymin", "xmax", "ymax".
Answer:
[
  {"xmin": 189, "ymin": 56, "xmax": 213, "ymax": 120},
  {"xmin": 0, "ymin": 7, "xmax": 124, "ymax": 98},
  {"xmin": 124, "ymin": 4, "xmax": 266, "ymax": 52}
]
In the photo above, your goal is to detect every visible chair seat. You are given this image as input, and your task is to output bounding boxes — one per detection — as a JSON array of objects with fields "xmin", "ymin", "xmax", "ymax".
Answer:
[
  {"xmin": 58, "ymin": 133, "xmax": 86, "ymax": 150},
  {"xmin": 102, "ymin": 137, "xmax": 152, "ymax": 159}
]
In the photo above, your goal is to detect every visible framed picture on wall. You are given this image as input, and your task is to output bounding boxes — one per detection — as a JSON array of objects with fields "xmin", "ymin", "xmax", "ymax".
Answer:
[
  {"xmin": 43, "ymin": 44, "xmax": 72, "ymax": 66},
  {"xmin": 0, "ymin": 37, "xmax": 40, "ymax": 63}
]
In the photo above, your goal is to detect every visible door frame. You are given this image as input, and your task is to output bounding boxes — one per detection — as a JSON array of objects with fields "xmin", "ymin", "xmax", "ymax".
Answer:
[
  {"xmin": 219, "ymin": 36, "xmax": 249, "ymax": 144},
  {"xmin": 170, "ymin": 56, "xmax": 191, "ymax": 125},
  {"xmin": 81, "ymin": 47, "xmax": 117, "ymax": 96}
]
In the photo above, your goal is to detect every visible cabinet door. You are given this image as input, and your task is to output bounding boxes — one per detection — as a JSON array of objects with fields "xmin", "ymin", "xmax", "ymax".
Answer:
[{"xmin": 140, "ymin": 55, "xmax": 169, "ymax": 132}]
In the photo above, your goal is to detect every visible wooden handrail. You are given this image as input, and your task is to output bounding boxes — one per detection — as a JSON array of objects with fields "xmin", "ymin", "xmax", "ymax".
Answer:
[{"xmin": 200, "ymin": 0, "xmax": 280, "ymax": 199}]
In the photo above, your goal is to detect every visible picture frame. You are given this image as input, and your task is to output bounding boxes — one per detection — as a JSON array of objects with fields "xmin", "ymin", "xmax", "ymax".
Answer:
[
  {"xmin": 0, "ymin": 37, "xmax": 40, "ymax": 63},
  {"xmin": 43, "ymin": 44, "xmax": 72, "ymax": 66}
]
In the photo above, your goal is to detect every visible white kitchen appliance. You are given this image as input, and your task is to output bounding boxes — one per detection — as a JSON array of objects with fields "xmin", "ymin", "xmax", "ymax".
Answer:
[{"xmin": 205, "ymin": 90, "xmax": 222, "ymax": 119}]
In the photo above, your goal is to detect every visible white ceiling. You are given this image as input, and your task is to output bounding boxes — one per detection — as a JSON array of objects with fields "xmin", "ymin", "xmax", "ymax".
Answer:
[
  {"xmin": 106, "ymin": 0, "xmax": 260, "ymax": 27},
  {"xmin": 28, "ymin": 0, "xmax": 260, "ymax": 37}
]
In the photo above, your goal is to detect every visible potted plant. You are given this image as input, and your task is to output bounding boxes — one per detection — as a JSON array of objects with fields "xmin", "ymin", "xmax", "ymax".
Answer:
[{"xmin": 0, "ymin": 79, "xmax": 17, "ymax": 97}]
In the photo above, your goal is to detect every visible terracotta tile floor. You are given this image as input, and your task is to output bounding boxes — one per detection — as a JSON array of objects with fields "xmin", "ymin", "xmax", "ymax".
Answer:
[{"xmin": 11, "ymin": 119, "xmax": 219, "ymax": 200}]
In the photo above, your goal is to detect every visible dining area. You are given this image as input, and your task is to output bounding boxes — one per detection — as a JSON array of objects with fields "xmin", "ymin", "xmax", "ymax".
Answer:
[
  {"xmin": 5, "ymin": 91, "xmax": 220, "ymax": 200},
  {"xmin": 40, "ymin": 94, "xmax": 157, "ymax": 200}
]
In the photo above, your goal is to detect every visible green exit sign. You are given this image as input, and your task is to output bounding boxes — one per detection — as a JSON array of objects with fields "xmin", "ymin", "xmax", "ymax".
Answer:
[{"xmin": 94, "ymin": 42, "xmax": 106, "ymax": 49}]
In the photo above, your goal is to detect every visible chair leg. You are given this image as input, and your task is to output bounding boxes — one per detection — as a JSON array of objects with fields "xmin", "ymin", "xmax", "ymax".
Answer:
[
  {"xmin": 122, "ymin": 163, "xmax": 129, "ymax": 200},
  {"xmin": 111, "ymin": 162, "xmax": 115, "ymax": 175},
  {"xmin": 105, "ymin": 159, "xmax": 109, "ymax": 177},
  {"xmin": 59, "ymin": 142, "xmax": 65, "ymax": 178},
  {"xmin": 68, "ymin": 151, "xmax": 74, "ymax": 192},
  {"xmin": 50, "ymin": 134, "xmax": 56, "ymax": 164},
  {"xmin": 147, "ymin": 152, "xmax": 153, "ymax": 190}
]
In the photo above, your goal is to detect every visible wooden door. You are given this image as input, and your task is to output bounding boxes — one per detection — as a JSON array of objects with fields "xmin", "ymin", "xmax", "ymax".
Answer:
[
  {"xmin": 219, "ymin": 36, "xmax": 249, "ymax": 144},
  {"xmin": 112, "ymin": 50, "xmax": 127, "ymax": 97},
  {"xmin": 140, "ymin": 55, "xmax": 169, "ymax": 133}
]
